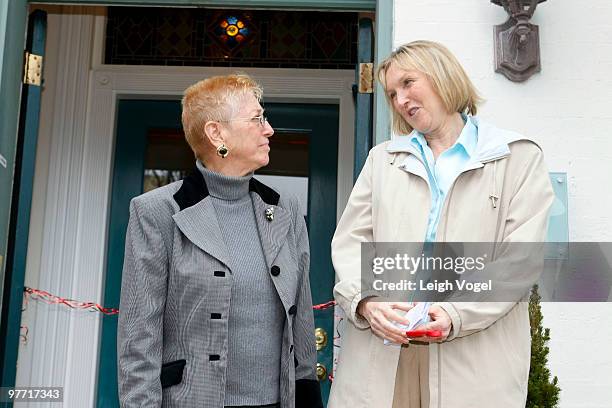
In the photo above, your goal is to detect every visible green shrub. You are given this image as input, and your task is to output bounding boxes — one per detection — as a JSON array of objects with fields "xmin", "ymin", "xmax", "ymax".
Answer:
[{"xmin": 527, "ymin": 285, "xmax": 561, "ymax": 408}]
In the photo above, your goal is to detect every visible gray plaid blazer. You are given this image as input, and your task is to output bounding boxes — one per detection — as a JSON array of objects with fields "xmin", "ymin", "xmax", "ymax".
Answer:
[{"xmin": 117, "ymin": 170, "xmax": 322, "ymax": 408}]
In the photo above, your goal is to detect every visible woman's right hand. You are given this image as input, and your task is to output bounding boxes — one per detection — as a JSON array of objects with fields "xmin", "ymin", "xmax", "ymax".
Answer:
[{"xmin": 357, "ymin": 297, "xmax": 413, "ymax": 344}]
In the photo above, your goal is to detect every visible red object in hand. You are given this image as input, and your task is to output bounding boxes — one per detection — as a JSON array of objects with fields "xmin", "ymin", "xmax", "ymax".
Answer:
[{"xmin": 406, "ymin": 330, "xmax": 442, "ymax": 338}]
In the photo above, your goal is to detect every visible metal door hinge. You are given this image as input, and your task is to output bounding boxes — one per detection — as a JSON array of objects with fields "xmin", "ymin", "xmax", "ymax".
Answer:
[
  {"xmin": 358, "ymin": 62, "xmax": 373, "ymax": 94},
  {"xmin": 23, "ymin": 52, "xmax": 43, "ymax": 86}
]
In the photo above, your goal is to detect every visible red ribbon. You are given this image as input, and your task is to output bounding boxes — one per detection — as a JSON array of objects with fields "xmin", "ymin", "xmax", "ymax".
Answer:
[
  {"xmin": 312, "ymin": 300, "xmax": 337, "ymax": 310},
  {"xmin": 24, "ymin": 287, "xmax": 119, "ymax": 315},
  {"xmin": 24, "ymin": 286, "xmax": 336, "ymax": 315}
]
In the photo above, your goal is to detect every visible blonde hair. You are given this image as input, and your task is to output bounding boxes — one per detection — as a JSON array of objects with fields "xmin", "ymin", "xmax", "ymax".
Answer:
[
  {"xmin": 377, "ymin": 40, "xmax": 484, "ymax": 135},
  {"xmin": 181, "ymin": 73, "xmax": 263, "ymax": 152}
]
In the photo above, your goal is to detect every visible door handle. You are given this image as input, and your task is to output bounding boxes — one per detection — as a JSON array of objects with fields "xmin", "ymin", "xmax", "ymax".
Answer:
[
  {"xmin": 315, "ymin": 327, "xmax": 328, "ymax": 351},
  {"xmin": 316, "ymin": 363, "xmax": 327, "ymax": 381}
]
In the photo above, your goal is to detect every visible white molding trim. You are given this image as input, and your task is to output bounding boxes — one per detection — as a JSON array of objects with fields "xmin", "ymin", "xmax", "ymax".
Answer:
[
  {"xmin": 21, "ymin": 9, "xmax": 354, "ymax": 406},
  {"xmin": 17, "ymin": 6, "xmax": 100, "ymax": 408}
]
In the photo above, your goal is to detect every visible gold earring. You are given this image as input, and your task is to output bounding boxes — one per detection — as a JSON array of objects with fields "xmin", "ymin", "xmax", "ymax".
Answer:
[{"xmin": 216, "ymin": 144, "xmax": 229, "ymax": 158}]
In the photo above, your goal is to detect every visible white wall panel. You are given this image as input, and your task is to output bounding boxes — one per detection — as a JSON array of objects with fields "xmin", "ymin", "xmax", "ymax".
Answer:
[{"xmin": 392, "ymin": 1, "xmax": 612, "ymax": 406}]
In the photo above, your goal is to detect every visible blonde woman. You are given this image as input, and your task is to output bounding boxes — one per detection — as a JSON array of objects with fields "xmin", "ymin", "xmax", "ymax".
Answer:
[{"xmin": 329, "ymin": 41, "xmax": 553, "ymax": 408}]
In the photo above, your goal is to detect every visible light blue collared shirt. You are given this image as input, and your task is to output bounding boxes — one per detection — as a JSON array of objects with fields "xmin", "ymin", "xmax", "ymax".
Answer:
[{"xmin": 411, "ymin": 114, "xmax": 478, "ymax": 242}]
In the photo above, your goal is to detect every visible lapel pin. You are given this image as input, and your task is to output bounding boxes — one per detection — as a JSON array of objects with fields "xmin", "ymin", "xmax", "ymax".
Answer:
[{"xmin": 265, "ymin": 207, "xmax": 274, "ymax": 222}]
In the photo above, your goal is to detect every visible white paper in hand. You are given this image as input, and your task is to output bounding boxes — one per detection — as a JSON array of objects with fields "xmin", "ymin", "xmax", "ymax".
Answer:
[{"xmin": 384, "ymin": 302, "xmax": 432, "ymax": 346}]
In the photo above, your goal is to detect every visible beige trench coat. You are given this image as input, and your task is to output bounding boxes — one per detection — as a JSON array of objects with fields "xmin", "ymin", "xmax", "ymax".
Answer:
[{"xmin": 328, "ymin": 117, "xmax": 554, "ymax": 408}]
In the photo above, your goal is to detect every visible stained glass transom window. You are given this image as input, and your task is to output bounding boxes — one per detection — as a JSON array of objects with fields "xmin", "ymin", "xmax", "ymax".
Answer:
[
  {"xmin": 105, "ymin": 7, "xmax": 357, "ymax": 69},
  {"xmin": 214, "ymin": 15, "xmax": 251, "ymax": 51}
]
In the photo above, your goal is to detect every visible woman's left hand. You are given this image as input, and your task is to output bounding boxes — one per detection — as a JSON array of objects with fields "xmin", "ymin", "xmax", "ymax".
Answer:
[{"xmin": 409, "ymin": 305, "xmax": 452, "ymax": 342}]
